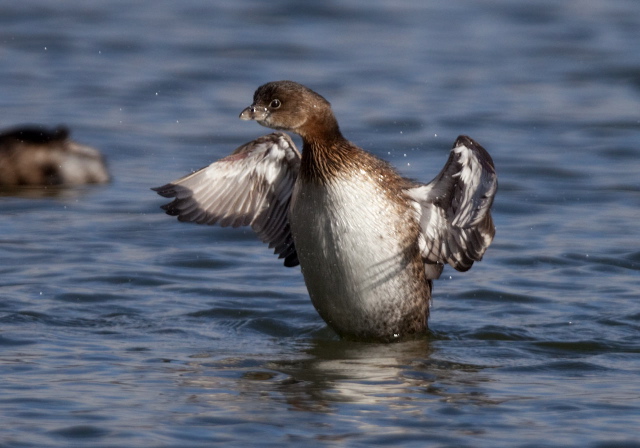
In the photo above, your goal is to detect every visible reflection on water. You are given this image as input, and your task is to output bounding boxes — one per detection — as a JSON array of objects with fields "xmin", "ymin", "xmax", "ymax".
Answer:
[
  {"xmin": 276, "ymin": 340, "xmax": 441, "ymax": 412},
  {"xmin": 180, "ymin": 338, "xmax": 501, "ymax": 417}
]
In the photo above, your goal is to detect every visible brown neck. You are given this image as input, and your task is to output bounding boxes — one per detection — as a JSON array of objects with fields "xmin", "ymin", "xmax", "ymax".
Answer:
[
  {"xmin": 297, "ymin": 109, "xmax": 343, "ymax": 147},
  {"xmin": 300, "ymin": 138, "xmax": 359, "ymax": 185},
  {"xmin": 295, "ymin": 110, "xmax": 355, "ymax": 184}
]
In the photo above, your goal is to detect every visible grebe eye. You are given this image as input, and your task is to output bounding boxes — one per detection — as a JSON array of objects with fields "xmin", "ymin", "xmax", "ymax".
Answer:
[{"xmin": 270, "ymin": 99, "xmax": 281, "ymax": 109}]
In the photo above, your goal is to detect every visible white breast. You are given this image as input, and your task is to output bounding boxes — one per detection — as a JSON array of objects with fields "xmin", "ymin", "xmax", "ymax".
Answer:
[{"xmin": 289, "ymin": 170, "xmax": 421, "ymax": 336}]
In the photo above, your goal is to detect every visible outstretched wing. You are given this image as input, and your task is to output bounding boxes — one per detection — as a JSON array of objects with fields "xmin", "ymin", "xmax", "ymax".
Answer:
[
  {"xmin": 153, "ymin": 132, "xmax": 301, "ymax": 267},
  {"xmin": 406, "ymin": 135, "xmax": 497, "ymax": 279}
]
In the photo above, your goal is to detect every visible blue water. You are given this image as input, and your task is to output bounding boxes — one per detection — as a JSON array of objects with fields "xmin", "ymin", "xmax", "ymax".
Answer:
[{"xmin": 1, "ymin": 1, "xmax": 639, "ymax": 446}]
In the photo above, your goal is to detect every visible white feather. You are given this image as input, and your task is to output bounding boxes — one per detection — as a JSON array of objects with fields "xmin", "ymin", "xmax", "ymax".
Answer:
[{"xmin": 290, "ymin": 170, "xmax": 419, "ymax": 334}]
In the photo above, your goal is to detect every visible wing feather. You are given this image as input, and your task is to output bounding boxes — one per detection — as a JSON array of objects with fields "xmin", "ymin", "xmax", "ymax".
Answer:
[
  {"xmin": 406, "ymin": 135, "xmax": 497, "ymax": 279},
  {"xmin": 153, "ymin": 132, "xmax": 301, "ymax": 267}
]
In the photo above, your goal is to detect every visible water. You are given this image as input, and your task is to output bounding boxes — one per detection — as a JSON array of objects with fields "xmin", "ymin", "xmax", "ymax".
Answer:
[{"xmin": 1, "ymin": 1, "xmax": 639, "ymax": 446}]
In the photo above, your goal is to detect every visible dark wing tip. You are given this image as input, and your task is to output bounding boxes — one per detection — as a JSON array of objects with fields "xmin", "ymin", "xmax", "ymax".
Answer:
[
  {"xmin": 152, "ymin": 183, "xmax": 178, "ymax": 198},
  {"xmin": 454, "ymin": 135, "xmax": 476, "ymax": 148},
  {"xmin": 283, "ymin": 253, "xmax": 299, "ymax": 268},
  {"xmin": 454, "ymin": 135, "xmax": 496, "ymax": 171},
  {"xmin": 159, "ymin": 202, "xmax": 179, "ymax": 215},
  {"xmin": 152, "ymin": 183, "xmax": 184, "ymax": 216}
]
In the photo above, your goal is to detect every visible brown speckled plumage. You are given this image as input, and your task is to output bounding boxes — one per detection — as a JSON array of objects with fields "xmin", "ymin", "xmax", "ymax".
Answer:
[{"xmin": 157, "ymin": 80, "xmax": 497, "ymax": 341}]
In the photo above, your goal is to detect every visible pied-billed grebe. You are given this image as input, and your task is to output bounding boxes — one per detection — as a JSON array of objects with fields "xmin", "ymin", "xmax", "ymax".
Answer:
[
  {"xmin": 0, "ymin": 125, "xmax": 110, "ymax": 186},
  {"xmin": 155, "ymin": 81, "xmax": 497, "ymax": 341}
]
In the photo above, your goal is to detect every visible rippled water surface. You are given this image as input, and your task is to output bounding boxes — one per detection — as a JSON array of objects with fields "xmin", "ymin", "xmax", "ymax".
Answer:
[{"xmin": 1, "ymin": 1, "xmax": 639, "ymax": 447}]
